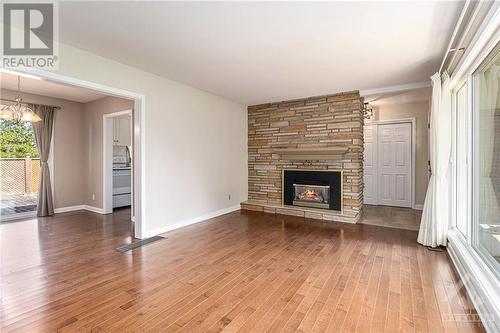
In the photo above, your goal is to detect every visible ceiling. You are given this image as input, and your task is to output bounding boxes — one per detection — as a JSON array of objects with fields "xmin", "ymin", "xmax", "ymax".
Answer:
[
  {"xmin": 0, "ymin": 71, "xmax": 106, "ymax": 103},
  {"xmin": 59, "ymin": 1, "xmax": 463, "ymax": 105}
]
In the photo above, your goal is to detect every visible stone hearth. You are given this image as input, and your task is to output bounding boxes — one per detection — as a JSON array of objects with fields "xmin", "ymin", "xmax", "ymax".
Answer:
[{"xmin": 242, "ymin": 91, "xmax": 364, "ymax": 223}]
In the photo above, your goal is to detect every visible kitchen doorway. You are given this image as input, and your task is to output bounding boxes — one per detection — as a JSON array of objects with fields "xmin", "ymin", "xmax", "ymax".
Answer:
[{"xmin": 103, "ymin": 110, "xmax": 134, "ymax": 226}]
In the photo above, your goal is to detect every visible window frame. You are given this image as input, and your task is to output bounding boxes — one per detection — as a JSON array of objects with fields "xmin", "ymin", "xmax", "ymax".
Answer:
[
  {"xmin": 471, "ymin": 42, "xmax": 500, "ymax": 279},
  {"xmin": 453, "ymin": 80, "xmax": 471, "ymax": 239}
]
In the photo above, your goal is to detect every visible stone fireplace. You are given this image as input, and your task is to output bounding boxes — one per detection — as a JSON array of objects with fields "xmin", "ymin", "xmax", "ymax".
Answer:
[{"xmin": 241, "ymin": 91, "xmax": 364, "ymax": 223}]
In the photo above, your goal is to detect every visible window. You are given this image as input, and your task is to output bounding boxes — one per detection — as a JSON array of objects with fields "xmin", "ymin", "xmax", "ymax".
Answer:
[
  {"xmin": 473, "ymin": 43, "xmax": 500, "ymax": 276},
  {"xmin": 0, "ymin": 118, "xmax": 39, "ymax": 217}
]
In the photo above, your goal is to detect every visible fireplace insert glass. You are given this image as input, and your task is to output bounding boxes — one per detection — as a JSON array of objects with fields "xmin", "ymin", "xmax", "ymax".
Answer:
[
  {"xmin": 283, "ymin": 170, "xmax": 341, "ymax": 211},
  {"xmin": 293, "ymin": 184, "xmax": 330, "ymax": 209}
]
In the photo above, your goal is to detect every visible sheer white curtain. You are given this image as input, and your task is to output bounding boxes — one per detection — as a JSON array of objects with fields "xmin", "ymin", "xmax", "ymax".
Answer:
[{"xmin": 418, "ymin": 72, "xmax": 452, "ymax": 247}]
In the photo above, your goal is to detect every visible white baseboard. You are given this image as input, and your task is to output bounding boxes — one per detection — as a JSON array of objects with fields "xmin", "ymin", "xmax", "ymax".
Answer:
[
  {"xmin": 55, "ymin": 205, "xmax": 106, "ymax": 214},
  {"xmin": 3, "ymin": 205, "xmax": 107, "ymax": 222},
  {"xmin": 145, "ymin": 205, "xmax": 240, "ymax": 238},
  {"xmin": 54, "ymin": 205, "xmax": 86, "ymax": 213},
  {"xmin": 84, "ymin": 205, "xmax": 106, "ymax": 214},
  {"xmin": 364, "ymin": 203, "xmax": 424, "ymax": 210},
  {"xmin": 447, "ymin": 230, "xmax": 500, "ymax": 332}
]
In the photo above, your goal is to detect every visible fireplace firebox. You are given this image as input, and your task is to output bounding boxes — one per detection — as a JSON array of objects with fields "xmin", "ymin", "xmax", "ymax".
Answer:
[
  {"xmin": 283, "ymin": 170, "xmax": 342, "ymax": 212},
  {"xmin": 293, "ymin": 184, "xmax": 330, "ymax": 209}
]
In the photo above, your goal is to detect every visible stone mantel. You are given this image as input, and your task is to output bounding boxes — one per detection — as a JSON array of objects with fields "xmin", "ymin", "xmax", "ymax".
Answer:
[{"xmin": 270, "ymin": 147, "xmax": 348, "ymax": 160}]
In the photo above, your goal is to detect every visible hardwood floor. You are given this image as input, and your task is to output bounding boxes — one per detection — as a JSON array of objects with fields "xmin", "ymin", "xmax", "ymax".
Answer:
[{"xmin": 0, "ymin": 208, "xmax": 484, "ymax": 332}]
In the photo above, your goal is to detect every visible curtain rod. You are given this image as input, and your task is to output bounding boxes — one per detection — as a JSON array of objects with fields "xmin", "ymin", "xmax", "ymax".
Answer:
[
  {"xmin": 438, "ymin": 0, "xmax": 471, "ymax": 74},
  {"xmin": 0, "ymin": 98, "xmax": 61, "ymax": 109}
]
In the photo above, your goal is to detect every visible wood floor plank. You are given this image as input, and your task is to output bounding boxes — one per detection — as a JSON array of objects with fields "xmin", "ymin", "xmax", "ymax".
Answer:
[
  {"xmin": 296, "ymin": 234, "xmax": 360, "ymax": 332},
  {"xmin": 0, "ymin": 208, "xmax": 486, "ymax": 333},
  {"xmin": 399, "ymin": 230, "xmax": 416, "ymax": 332},
  {"xmin": 353, "ymin": 239, "xmax": 385, "ymax": 332},
  {"xmin": 340, "ymin": 232, "xmax": 380, "ymax": 332},
  {"xmin": 409, "ymin": 238, "xmax": 430, "ymax": 332},
  {"xmin": 309, "ymin": 237, "xmax": 368, "ymax": 332},
  {"xmin": 325, "ymin": 239, "xmax": 377, "ymax": 332},
  {"xmin": 367, "ymin": 236, "xmax": 393, "ymax": 332},
  {"xmin": 385, "ymin": 233, "xmax": 402, "ymax": 332},
  {"xmin": 416, "ymin": 243, "xmax": 444, "ymax": 333}
]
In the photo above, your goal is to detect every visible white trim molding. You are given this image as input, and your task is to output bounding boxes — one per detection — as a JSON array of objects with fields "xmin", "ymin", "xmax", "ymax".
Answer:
[
  {"xmin": 449, "ymin": 2, "xmax": 500, "ymax": 85},
  {"xmin": 145, "ymin": 205, "xmax": 241, "ymax": 238},
  {"xmin": 85, "ymin": 205, "xmax": 107, "ymax": 214},
  {"xmin": 413, "ymin": 204, "xmax": 424, "ymax": 210},
  {"xmin": 2, "ymin": 205, "xmax": 107, "ymax": 222},
  {"xmin": 448, "ymin": 230, "xmax": 500, "ymax": 332},
  {"xmin": 54, "ymin": 205, "xmax": 106, "ymax": 214},
  {"xmin": 360, "ymin": 81, "xmax": 431, "ymax": 97},
  {"xmin": 103, "ymin": 109, "xmax": 133, "ymax": 217},
  {"xmin": 54, "ymin": 205, "xmax": 86, "ymax": 213}
]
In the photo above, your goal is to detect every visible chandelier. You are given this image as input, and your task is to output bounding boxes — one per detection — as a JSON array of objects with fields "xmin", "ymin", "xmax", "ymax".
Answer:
[{"xmin": 0, "ymin": 76, "xmax": 41, "ymax": 123}]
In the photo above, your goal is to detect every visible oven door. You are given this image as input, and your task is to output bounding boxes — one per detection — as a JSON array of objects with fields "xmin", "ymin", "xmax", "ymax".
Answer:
[{"xmin": 113, "ymin": 169, "xmax": 131, "ymax": 195}]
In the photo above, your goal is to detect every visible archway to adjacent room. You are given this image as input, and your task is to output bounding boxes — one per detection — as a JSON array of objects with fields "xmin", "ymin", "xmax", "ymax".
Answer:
[{"xmin": 1, "ymin": 68, "xmax": 146, "ymax": 239}]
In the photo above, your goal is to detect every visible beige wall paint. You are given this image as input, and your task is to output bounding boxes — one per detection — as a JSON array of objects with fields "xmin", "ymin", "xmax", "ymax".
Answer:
[
  {"xmin": 367, "ymin": 90, "xmax": 430, "ymax": 205},
  {"xmin": 82, "ymin": 96, "xmax": 134, "ymax": 207},
  {"xmin": 48, "ymin": 43, "xmax": 248, "ymax": 237},
  {"xmin": 0, "ymin": 88, "xmax": 86, "ymax": 209}
]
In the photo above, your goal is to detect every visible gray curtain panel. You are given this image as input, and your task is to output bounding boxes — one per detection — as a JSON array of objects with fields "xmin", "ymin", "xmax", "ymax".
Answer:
[{"xmin": 31, "ymin": 105, "xmax": 55, "ymax": 217}]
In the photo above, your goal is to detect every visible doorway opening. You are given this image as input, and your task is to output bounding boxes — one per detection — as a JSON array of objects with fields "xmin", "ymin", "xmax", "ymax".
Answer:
[
  {"xmin": 0, "ymin": 68, "xmax": 145, "ymax": 238},
  {"xmin": 363, "ymin": 118, "xmax": 416, "ymax": 208},
  {"xmin": 103, "ymin": 110, "xmax": 134, "ymax": 221}
]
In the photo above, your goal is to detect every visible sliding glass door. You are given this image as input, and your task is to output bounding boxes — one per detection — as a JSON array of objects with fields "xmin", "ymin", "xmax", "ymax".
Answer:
[
  {"xmin": 473, "ymin": 43, "xmax": 500, "ymax": 276},
  {"xmin": 0, "ymin": 118, "xmax": 39, "ymax": 220}
]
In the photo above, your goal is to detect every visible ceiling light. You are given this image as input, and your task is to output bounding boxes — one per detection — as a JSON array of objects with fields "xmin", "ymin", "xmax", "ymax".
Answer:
[
  {"xmin": 363, "ymin": 102, "xmax": 373, "ymax": 119},
  {"xmin": 0, "ymin": 76, "xmax": 42, "ymax": 123}
]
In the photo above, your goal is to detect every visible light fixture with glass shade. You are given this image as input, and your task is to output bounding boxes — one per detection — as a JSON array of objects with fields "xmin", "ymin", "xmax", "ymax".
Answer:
[
  {"xmin": 0, "ymin": 76, "xmax": 42, "ymax": 123},
  {"xmin": 363, "ymin": 102, "xmax": 374, "ymax": 119}
]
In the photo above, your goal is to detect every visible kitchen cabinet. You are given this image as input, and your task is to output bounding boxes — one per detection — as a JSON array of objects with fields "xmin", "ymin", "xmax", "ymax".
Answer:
[{"xmin": 113, "ymin": 115, "xmax": 131, "ymax": 146}]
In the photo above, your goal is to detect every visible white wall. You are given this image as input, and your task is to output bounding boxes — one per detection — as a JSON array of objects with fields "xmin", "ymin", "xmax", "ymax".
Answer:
[{"xmin": 50, "ymin": 43, "xmax": 248, "ymax": 237}]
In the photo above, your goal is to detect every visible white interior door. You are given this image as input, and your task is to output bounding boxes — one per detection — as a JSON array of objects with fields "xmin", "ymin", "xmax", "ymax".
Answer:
[
  {"xmin": 377, "ymin": 123, "xmax": 412, "ymax": 207},
  {"xmin": 363, "ymin": 124, "xmax": 378, "ymax": 204}
]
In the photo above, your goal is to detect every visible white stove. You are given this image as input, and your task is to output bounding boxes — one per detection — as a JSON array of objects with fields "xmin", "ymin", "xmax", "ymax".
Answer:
[{"xmin": 112, "ymin": 146, "xmax": 132, "ymax": 208}]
